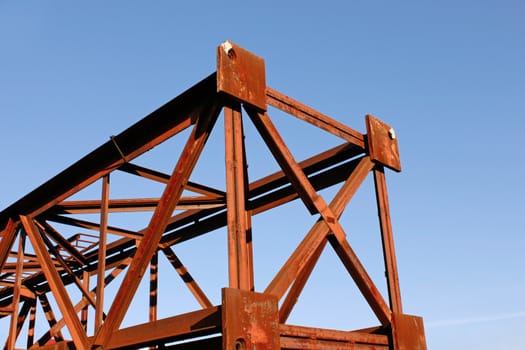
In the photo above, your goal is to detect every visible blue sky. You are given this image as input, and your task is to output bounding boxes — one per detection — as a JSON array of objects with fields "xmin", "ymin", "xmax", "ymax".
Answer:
[{"xmin": 0, "ymin": 1, "xmax": 524, "ymax": 349}]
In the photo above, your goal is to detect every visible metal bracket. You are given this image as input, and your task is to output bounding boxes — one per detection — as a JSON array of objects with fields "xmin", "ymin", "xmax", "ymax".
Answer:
[
  {"xmin": 217, "ymin": 41, "xmax": 267, "ymax": 112},
  {"xmin": 366, "ymin": 115, "xmax": 402, "ymax": 172},
  {"xmin": 392, "ymin": 313, "xmax": 428, "ymax": 350}
]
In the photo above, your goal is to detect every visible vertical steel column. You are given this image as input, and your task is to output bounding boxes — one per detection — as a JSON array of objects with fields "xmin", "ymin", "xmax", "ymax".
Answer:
[
  {"xmin": 96, "ymin": 174, "xmax": 110, "ymax": 330},
  {"xmin": 27, "ymin": 298, "xmax": 37, "ymax": 348},
  {"xmin": 225, "ymin": 103, "xmax": 254, "ymax": 291},
  {"xmin": 149, "ymin": 251, "xmax": 158, "ymax": 350},
  {"xmin": 7, "ymin": 232, "xmax": 25, "ymax": 350},
  {"xmin": 374, "ymin": 166, "xmax": 402, "ymax": 314},
  {"xmin": 81, "ymin": 271, "xmax": 90, "ymax": 331},
  {"xmin": 149, "ymin": 251, "xmax": 158, "ymax": 322}
]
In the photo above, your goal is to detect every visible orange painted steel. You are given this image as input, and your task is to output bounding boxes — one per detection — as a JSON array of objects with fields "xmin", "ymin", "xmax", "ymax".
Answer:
[{"xmin": 0, "ymin": 41, "xmax": 426, "ymax": 349}]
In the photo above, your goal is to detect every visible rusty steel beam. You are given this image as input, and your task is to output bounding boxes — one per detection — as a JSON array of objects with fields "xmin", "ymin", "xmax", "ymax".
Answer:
[
  {"xmin": 0, "ymin": 41, "xmax": 425, "ymax": 350},
  {"xmin": 374, "ymin": 166, "xmax": 403, "ymax": 314},
  {"xmin": 53, "ymin": 196, "xmax": 225, "ymax": 214},
  {"xmin": 103, "ymin": 306, "xmax": 221, "ymax": 350},
  {"xmin": 279, "ymin": 324, "xmax": 389, "ymax": 348},
  {"xmin": 224, "ymin": 103, "xmax": 254, "ymax": 290},
  {"xmin": 118, "ymin": 162, "xmax": 227, "ymax": 197},
  {"xmin": 96, "ymin": 174, "xmax": 110, "ymax": 332},
  {"xmin": 27, "ymin": 298, "xmax": 37, "ymax": 348},
  {"xmin": 266, "ymin": 87, "xmax": 366, "ymax": 149},
  {"xmin": 21, "ymin": 216, "xmax": 89, "ymax": 350},
  {"xmin": 37, "ymin": 220, "xmax": 87, "ymax": 266}
]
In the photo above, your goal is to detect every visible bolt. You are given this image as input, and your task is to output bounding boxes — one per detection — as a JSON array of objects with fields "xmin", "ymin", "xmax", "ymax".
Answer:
[
  {"xmin": 388, "ymin": 127, "xmax": 396, "ymax": 140},
  {"xmin": 235, "ymin": 338, "xmax": 246, "ymax": 350},
  {"xmin": 221, "ymin": 41, "xmax": 234, "ymax": 58}
]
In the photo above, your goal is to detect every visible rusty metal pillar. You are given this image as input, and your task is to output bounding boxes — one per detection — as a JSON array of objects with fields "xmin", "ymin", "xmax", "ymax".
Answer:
[
  {"xmin": 366, "ymin": 115, "xmax": 427, "ymax": 350},
  {"xmin": 219, "ymin": 41, "xmax": 265, "ymax": 291}
]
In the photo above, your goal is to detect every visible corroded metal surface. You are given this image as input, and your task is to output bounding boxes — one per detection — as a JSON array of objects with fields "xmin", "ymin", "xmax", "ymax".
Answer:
[
  {"xmin": 366, "ymin": 114, "xmax": 402, "ymax": 172},
  {"xmin": 218, "ymin": 40, "xmax": 267, "ymax": 111},
  {"xmin": 392, "ymin": 313, "xmax": 428, "ymax": 350},
  {"xmin": 0, "ymin": 41, "xmax": 425, "ymax": 349}
]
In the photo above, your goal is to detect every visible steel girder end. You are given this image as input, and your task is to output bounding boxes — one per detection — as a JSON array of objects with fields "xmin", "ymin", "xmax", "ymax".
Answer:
[
  {"xmin": 366, "ymin": 115, "xmax": 402, "ymax": 172},
  {"xmin": 217, "ymin": 41, "xmax": 267, "ymax": 112},
  {"xmin": 391, "ymin": 313, "xmax": 427, "ymax": 350}
]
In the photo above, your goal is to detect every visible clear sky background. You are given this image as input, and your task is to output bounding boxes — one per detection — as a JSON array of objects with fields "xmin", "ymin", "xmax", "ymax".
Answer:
[{"xmin": 0, "ymin": 1, "xmax": 524, "ymax": 349}]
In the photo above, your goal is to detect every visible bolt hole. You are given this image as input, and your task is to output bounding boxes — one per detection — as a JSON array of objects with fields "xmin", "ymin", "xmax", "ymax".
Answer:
[
  {"xmin": 227, "ymin": 48, "xmax": 236, "ymax": 59},
  {"xmin": 235, "ymin": 338, "xmax": 246, "ymax": 350}
]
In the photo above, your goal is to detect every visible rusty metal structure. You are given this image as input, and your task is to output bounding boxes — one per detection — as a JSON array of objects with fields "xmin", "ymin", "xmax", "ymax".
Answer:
[{"xmin": 0, "ymin": 42, "xmax": 426, "ymax": 349}]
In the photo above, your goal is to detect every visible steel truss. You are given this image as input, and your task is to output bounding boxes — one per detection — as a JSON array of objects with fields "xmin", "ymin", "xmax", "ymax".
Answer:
[{"xmin": 0, "ymin": 42, "xmax": 426, "ymax": 349}]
